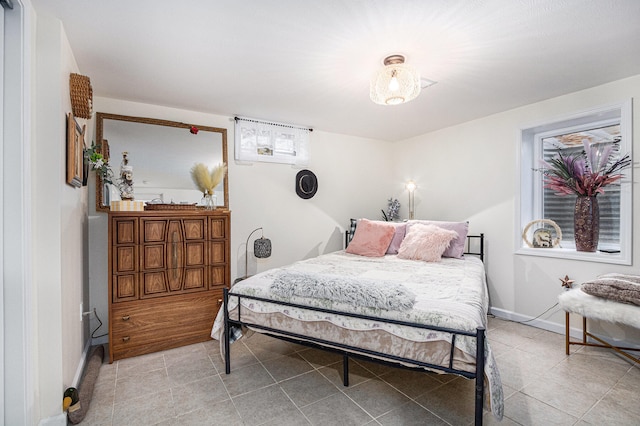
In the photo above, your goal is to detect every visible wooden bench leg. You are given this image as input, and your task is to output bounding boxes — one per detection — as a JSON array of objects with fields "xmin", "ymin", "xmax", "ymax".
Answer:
[
  {"xmin": 565, "ymin": 312, "xmax": 570, "ymax": 355},
  {"xmin": 565, "ymin": 311, "xmax": 640, "ymax": 364}
]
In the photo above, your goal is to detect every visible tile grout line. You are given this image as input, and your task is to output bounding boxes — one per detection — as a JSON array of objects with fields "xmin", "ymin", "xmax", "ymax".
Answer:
[
  {"xmin": 224, "ymin": 341, "xmax": 281, "ymax": 422},
  {"xmin": 162, "ymin": 351, "xmax": 181, "ymax": 423},
  {"xmin": 574, "ymin": 363, "xmax": 637, "ymax": 424},
  {"xmin": 228, "ymin": 341, "xmax": 350, "ymax": 423}
]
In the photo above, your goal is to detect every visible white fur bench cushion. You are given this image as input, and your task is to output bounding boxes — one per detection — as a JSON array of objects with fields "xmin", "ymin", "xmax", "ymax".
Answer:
[{"xmin": 558, "ymin": 285, "xmax": 640, "ymax": 329}]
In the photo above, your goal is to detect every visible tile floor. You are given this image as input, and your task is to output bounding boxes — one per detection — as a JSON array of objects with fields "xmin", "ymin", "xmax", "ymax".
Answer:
[{"xmin": 79, "ymin": 317, "xmax": 640, "ymax": 425}]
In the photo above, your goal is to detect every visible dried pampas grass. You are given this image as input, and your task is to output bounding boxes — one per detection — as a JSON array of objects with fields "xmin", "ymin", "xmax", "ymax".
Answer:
[{"xmin": 190, "ymin": 163, "xmax": 227, "ymax": 195}]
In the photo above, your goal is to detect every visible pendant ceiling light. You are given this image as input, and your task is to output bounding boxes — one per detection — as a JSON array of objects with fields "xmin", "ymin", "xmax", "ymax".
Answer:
[{"xmin": 370, "ymin": 54, "xmax": 421, "ymax": 106}]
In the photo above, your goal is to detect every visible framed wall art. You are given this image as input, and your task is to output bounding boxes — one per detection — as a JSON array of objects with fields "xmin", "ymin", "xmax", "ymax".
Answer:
[{"xmin": 66, "ymin": 112, "xmax": 86, "ymax": 188}]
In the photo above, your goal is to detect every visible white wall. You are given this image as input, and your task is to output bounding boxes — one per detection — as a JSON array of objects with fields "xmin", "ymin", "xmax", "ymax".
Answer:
[
  {"xmin": 392, "ymin": 74, "xmax": 640, "ymax": 343},
  {"xmin": 88, "ymin": 97, "xmax": 394, "ymax": 342},
  {"xmin": 33, "ymin": 12, "xmax": 87, "ymax": 423}
]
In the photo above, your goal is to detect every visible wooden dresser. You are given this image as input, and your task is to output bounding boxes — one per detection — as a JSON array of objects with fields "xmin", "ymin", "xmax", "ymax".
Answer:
[{"xmin": 108, "ymin": 209, "xmax": 230, "ymax": 362}]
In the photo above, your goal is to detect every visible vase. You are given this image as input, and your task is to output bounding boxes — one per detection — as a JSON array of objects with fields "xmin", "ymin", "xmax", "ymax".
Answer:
[
  {"xmin": 119, "ymin": 152, "xmax": 135, "ymax": 200},
  {"xmin": 574, "ymin": 196, "xmax": 599, "ymax": 252},
  {"xmin": 201, "ymin": 193, "xmax": 215, "ymax": 210}
]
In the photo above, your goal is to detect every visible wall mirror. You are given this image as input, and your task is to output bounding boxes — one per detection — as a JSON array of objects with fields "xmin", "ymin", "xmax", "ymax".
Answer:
[{"xmin": 94, "ymin": 112, "xmax": 228, "ymax": 212}]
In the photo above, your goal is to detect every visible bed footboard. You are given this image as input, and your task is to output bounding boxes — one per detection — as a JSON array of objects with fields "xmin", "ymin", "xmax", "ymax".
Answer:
[{"xmin": 223, "ymin": 288, "xmax": 487, "ymax": 425}]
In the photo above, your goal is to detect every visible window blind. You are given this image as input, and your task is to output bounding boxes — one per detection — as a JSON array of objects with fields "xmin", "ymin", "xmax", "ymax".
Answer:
[{"xmin": 542, "ymin": 144, "xmax": 622, "ymax": 249}]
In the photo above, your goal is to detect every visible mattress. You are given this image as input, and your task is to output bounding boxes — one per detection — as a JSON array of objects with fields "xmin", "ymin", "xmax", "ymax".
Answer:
[{"xmin": 212, "ymin": 250, "xmax": 503, "ymax": 419}]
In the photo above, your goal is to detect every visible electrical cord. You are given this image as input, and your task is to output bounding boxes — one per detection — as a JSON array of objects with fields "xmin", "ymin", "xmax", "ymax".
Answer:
[
  {"xmin": 90, "ymin": 308, "xmax": 108, "ymax": 339},
  {"xmin": 514, "ymin": 302, "xmax": 560, "ymax": 323},
  {"xmin": 484, "ymin": 265, "xmax": 563, "ymax": 326},
  {"xmin": 488, "ymin": 302, "xmax": 560, "ymax": 324}
]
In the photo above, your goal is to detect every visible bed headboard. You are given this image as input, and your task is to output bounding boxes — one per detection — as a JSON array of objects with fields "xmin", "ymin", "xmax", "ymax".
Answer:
[
  {"xmin": 345, "ymin": 218, "xmax": 358, "ymax": 246},
  {"xmin": 465, "ymin": 234, "xmax": 485, "ymax": 262},
  {"xmin": 344, "ymin": 220, "xmax": 484, "ymax": 262}
]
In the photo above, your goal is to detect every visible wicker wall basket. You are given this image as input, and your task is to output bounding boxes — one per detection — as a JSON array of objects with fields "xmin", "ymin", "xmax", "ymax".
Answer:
[{"xmin": 69, "ymin": 73, "xmax": 93, "ymax": 119}]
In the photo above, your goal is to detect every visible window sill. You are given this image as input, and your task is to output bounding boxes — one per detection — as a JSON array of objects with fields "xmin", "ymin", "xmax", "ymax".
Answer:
[{"xmin": 515, "ymin": 247, "xmax": 631, "ymax": 265}]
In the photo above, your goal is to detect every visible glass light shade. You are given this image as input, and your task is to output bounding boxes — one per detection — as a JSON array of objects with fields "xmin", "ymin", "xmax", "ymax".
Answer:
[{"xmin": 370, "ymin": 63, "xmax": 421, "ymax": 105}]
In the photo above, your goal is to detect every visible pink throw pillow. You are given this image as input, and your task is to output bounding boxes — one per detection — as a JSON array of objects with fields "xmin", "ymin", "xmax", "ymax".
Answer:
[
  {"xmin": 397, "ymin": 223, "xmax": 458, "ymax": 262},
  {"xmin": 407, "ymin": 220, "xmax": 468, "ymax": 258},
  {"xmin": 346, "ymin": 219, "xmax": 396, "ymax": 257}
]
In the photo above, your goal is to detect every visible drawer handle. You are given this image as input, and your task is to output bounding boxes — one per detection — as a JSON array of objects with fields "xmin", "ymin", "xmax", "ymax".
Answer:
[
  {"xmin": 172, "ymin": 231, "xmax": 178, "ymax": 271},
  {"xmin": 217, "ymin": 298, "xmax": 222, "ymax": 306},
  {"xmin": 122, "ymin": 315, "xmax": 130, "ymax": 321},
  {"xmin": 122, "ymin": 336, "xmax": 130, "ymax": 342}
]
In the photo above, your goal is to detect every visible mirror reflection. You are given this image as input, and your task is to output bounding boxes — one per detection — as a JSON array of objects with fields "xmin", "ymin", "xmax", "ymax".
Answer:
[{"xmin": 94, "ymin": 113, "xmax": 228, "ymax": 212}]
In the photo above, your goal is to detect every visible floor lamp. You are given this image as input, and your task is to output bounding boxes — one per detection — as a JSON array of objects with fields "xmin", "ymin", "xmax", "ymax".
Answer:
[
  {"xmin": 241, "ymin": 227, "xmax": 272, "ymax": 281},
  {"xmin": 406, "ymin": 181, "xmax": 416, "ymax": 220}
]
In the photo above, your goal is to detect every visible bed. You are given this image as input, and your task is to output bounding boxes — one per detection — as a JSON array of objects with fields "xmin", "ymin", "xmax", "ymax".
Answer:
[{"xmin": 211, "ymin": 219, "xmax": 503, "ymax": 424}]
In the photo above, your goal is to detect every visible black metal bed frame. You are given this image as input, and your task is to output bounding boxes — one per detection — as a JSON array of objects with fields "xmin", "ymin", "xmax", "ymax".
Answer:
[{"xmin": 223, "ymin": 234, "xmax": 487, "ymax": 425}]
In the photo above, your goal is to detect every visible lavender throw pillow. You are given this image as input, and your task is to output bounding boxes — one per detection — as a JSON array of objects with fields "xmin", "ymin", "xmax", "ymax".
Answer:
[
  {"xmin": 407, "ymin": 220, "xmax": 469, "ymax": 258},
  {"xmin": 385, "ymin": 222, "xmax": 407, "ymax": 254}
]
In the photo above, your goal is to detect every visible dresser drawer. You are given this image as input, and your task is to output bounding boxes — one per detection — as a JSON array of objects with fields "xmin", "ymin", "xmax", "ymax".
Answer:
[
  {"xmin": 209, "ymin": 216, "xmax": 228, "ymax": 239},
  {"xmin": 108, "ymin": 211, "xmax": 230, "ymax": 362},
  {"xmin": 111, "ymin": 291, "xmax": 223, "ymax": 360}
]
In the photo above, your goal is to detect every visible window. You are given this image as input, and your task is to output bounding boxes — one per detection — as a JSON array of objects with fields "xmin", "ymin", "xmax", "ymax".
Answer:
[
  {"xmin": 234, "ymin": 117, "xmax": 311, "ymax": 165},
  {"xmin": 517, "ymin": 101, "xmax": 633, "ymax": 265}
]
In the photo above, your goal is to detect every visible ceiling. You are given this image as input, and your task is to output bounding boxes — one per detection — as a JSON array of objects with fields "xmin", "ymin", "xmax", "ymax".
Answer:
[{"xmin": 32, "ymin": 0, "xmax": 640, "ymax": 141}]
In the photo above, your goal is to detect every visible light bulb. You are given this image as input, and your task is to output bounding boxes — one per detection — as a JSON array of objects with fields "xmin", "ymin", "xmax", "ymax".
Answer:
[{"xmin": 388, "ymin": 69, "xmax": 399, "ymax": 91}]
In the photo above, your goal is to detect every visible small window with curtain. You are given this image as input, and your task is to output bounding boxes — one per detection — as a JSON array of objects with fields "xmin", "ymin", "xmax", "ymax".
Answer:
[{"xmin": 234, "ymin": 117, "xmax": 311, "ymax": 165}]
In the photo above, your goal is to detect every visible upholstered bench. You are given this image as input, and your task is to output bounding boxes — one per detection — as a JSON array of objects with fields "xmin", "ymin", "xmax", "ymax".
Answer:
[{"xmin": 558, "ymin": 282, "xmax": 640, "ymax": 364}]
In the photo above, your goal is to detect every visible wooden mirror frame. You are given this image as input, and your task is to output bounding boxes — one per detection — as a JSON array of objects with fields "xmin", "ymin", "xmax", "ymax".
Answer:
[{"xmin": 94, "ymin": 112, "xmax": 228, "ymax": 212}]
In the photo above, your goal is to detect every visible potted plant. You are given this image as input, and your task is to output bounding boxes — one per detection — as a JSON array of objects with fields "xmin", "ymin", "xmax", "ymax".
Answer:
[{"xmin": 539, "ymin": 139, "xmax": 631, "ymax": 251}]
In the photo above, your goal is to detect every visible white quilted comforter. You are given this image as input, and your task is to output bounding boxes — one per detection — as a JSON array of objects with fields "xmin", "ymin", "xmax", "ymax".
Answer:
[{"xmin": 212, "ymin": 251, "xmax": 503, "ymax": 419}]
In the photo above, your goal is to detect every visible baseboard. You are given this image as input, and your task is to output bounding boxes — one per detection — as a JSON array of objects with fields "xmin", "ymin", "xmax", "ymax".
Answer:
[
  {"xmin": 92, "ymin": 335, "xmax": 108, "ymax": 346},
  {"xmin": 72, "ymin": 335, "xmax": 108, "ymax": 389},
  {"xmin": 489, "ymin": 306, "xmax": 640, "ymax": 350},
  {"xmin": 72, "ymin": 339, "xmax": 93, "ymax": 388},
  {"xmin": 37, "ymin": 412, "xmax": 66, "ymax": 426},
  {"xmin": 489, "ymin": 307, "xmax": 567, "ymax": 335}
]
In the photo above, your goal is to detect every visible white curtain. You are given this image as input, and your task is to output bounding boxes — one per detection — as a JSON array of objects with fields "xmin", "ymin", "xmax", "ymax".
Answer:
[{"xmin": 234, "ymin": 117, "xmax": 310, "ymax": 165}]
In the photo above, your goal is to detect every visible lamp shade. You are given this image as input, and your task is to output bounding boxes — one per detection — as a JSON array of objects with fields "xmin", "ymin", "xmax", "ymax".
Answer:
[
  {"xmin": 243, "ymin": 227, "xmax": 272, "ymax": 279},
  {"xmin": 254, "ymin": 237, "xmax": 272, "ymax": 258},
  {"xmin": 370, "ymin": 55, "xmax": 421, "ymax": 105}
]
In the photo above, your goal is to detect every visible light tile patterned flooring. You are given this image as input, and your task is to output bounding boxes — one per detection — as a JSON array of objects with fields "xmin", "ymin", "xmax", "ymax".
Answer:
[{"xmin": 80, "ymin": 317, "xmax": 640, "ymax": 425}]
